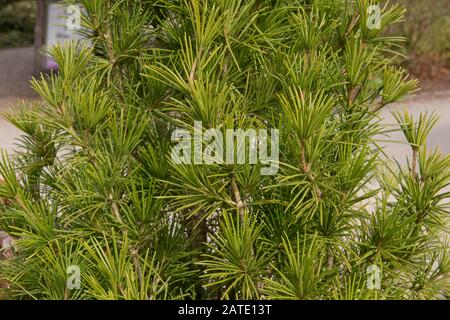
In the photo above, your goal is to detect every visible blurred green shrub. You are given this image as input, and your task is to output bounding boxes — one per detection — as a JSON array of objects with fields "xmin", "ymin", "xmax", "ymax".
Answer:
[
  {"xmin": 0, "ymin": 0, "xmax": 36, "ymax": 48},
  {"xmin": 390, "ymin": 0, "xmax": 450, "ymax": 79}
]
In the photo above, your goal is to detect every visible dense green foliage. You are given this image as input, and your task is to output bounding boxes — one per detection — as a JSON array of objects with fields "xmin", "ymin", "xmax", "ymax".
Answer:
[{"xmin": 0, "ymin": 0, "xmax": 448, "ymax": 300}]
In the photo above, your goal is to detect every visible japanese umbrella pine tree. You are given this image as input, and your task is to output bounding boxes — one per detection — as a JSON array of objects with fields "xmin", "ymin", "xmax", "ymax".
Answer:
[{"xmin": 0, "ymin": 0, "xmax": 448, "ymax": 299}]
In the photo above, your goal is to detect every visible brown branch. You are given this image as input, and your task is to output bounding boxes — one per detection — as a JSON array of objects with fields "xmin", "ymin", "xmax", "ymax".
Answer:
[
  {"xmin": 131, "ymin": 249, "xmax": 144, "ymax": 296},
  {"xmin": 327, "ymin": 246, "xmax": 334, "ymax": 270},
  {"xmin": 189, "ymin": 48, "xmax": 204, "ymax": 84},
  {"xmin": 299, "ymin": 139, "xmax": 310, "ymax": 174},
  {"xmin": 348, "ymin": 85, "xmax": 362, "ymax": 108},
  {"xmin": 300, "ymin": 139, "xmax": 322, "ymax": 199},
  {"xmin": 411, "ymin": 147, "xmax": 418, "ymax": 180},
  {"xmin": 189, "ymin": 58, "xmax": 197, "ymax": 83},
  {"xmin": 103, "ymin": 10, "xmax": 125, "ymax": 104},
  {"xmin": 187, "ymin": 212, "xmax": 208, "ymax": 299},
  {"xmin": 109, "ymin": 192, "xmax": 124, "ymax": 224},
  {"xmin": 230, "ymin": 173, "xmax": 245, "ymax": 221},
  {"xmin": 373, "ymin": 101, "xmax": 386, "ymax": 113},
  {"xmin": 345, "ymin": 14, "xmax": 360, "ymax": 37}
]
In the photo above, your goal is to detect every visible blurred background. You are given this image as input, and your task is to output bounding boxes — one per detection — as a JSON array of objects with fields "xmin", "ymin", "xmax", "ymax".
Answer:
[
  {"xmin": 0, "ymin": 0, "xmax": 449, "ymax": 157},
  {"xmin": 390, "ymin": 0, "xmax": 450, "ymax": 90},
  {"xmin": 0, "ymin": 0, "xmax": 35, "ymax": 49},
  {"xmin": 1, "ymin": 1, "xmax": 449, "ymax": 80}
]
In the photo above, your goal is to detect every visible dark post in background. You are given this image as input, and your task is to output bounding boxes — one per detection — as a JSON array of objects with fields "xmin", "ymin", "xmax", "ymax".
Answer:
[{"xmin": 34, "ymin": 0, "xmax": 48, "ymax": 74}]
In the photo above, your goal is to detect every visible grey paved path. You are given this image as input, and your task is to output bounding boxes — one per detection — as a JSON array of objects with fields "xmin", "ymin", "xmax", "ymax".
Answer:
[
  {"xmin": 378, "ymin": 90, "xmax": 450, "ymax": 163},
  {"xmin": 0, "ymin": 46, "xmax": 38, "ymax": 106},
  {"xmin": 0, "ymin": 46, "xmax": 38, "ymax": 153}
]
